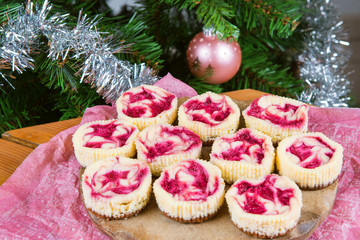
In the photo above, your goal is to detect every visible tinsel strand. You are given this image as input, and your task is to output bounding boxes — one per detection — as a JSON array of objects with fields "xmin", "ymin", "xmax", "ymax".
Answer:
[
  {"xmin": 0, "ymin": 0, "xmax": 158, "ymax": 102},
  {"xmin": 298, "ymin": 0, "xmax": 352, "ymax": 107}
]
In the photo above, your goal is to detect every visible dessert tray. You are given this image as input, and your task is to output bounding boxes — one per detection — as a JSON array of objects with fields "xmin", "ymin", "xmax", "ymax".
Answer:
[{"xmin": 79, "ymin": 99, "xmax": 338, "ymax": 240}]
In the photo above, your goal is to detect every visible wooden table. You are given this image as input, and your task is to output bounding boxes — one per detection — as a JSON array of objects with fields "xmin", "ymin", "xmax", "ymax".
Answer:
[{"xmin": 0, "ymin": 89, "xmax": 265, "ymax": 186}]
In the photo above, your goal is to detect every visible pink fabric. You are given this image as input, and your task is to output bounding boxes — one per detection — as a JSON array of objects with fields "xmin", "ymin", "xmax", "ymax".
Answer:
[
  {"xmin": 307, "ymin": 106, "xmax": 360, "ymax": 239},
  {"xmin": 154, "ymin": 73, "xmax": 198, "ymax": 98},
  {"xmin": 0, "ymin": 76, "xmax": 359, "ymax": 239}
]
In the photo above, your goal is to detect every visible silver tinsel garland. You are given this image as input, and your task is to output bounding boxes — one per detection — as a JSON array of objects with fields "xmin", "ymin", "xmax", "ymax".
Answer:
[
  {"xmin": 298, "ymin": 0, "xmax": 352, "ymax": 107},
  {"xmin": 0, "ymin": 0, "xmax": 158, "ymax": 102},
  {"xmin": 0, "ymin": 0, "xmax": 352, "ymax": 106}
]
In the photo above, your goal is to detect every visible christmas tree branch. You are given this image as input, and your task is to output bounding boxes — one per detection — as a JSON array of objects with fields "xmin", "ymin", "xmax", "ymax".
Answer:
[
  {"xmin": 0, "ymin": 1, "xmax": 20, "ymax": 23},
  {"xmin": 0, "ymin": 95, "xmax": 30, "ymax": 132},
  {"xmin": 112, "ymin": 14, "xmax": 164, "ymax": 70},
  {"xmin": 53, "ymin": 83, "xmax": 103, "ymax": 121},
  {"xmin": 236, "ymin": 37, "xmax": 303, "ymax": 97},
  {"xmin": 194, "ymin": 0, "xmax": 239, "ymax": 39},
  {"xmin": 238, "ymin": 0, "xmax": 302, "ymax": 38},
  {"xmin": 161, "ymin": 0, "xmax": 239, "ymax": 39}
]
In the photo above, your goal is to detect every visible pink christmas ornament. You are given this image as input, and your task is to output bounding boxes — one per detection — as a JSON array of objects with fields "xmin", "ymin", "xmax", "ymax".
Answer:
[{"xmin": 186, "ymin": 31, "xmax": 242, "ymax": 84}]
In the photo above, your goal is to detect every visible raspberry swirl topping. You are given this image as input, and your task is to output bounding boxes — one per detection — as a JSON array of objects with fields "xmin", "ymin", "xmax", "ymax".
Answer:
[
  {"xmin": 233, "ymin": 175, "xmax": 295, "ymax": 215},
  {"xmin": 211, "ymin": 129, "xmax": 267, "ymax": 164},
  {"xmin": 139, "ymin": 125, "xmax": 202, "ymax": 162},
  {"xmin": 120, "ymin": 86, "xmax": 175, "ymax": 118},
  {"xmin": 246, "ymin": 95, "xmax": 308, "ymax": 127},
  {"xmin": 84, "ymin": 158, "xmax": 149, "ymax": 199},
  {"xmin": 82, "ymin": 121, "xmax": 136, "ymax": 149},
  {"xmin": 183, "ymin": 93, "xmax": 233, "ymax": 126},
  {"xmin": 160, "ymin": 160, "xmax": 220, "ymax": 201},
  {"xmin": 286, "ymin": 136, "xmax": 335, "ymax": 169}
]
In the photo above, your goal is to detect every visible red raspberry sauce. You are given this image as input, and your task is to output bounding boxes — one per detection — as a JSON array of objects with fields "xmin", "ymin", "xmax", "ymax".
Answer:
[
  {"xmin": 247, "ymin": 98, "xmax": 305, "ymax": 127},
  {"xmin": 161, "ymin": 160, "xmax": 219, "ymax": 201},
  {"xmin": 144, "ymin": 127, "xmax": 201, "ymax": 161},
  {"xmin": 214, "ymin": 129, "xmax": 265, "ymax": 163},
  {"xmin": 84, "ymin": 122, "xmax": 135, "ymax": 148},
  {"xmin": 235, "ymin": 175, "xmax": 294, "ymax": 214},
  {"xmin": 122, "ymin": 87, "xmax": 175, "ymax": 118},
  {"xmin": 287, "ymin": 136, "xmax": 335, "ymax": 169},
  {"xmin": 184, "ymin": 97, "xmax": 232, "ymax": 126},
  {"xmin": 86, "ymin": 167, "xmax": 149, "ymax": 198}
]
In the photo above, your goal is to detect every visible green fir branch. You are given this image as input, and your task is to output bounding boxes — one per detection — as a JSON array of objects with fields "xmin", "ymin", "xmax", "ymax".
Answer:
[
  {"xmin": 0, "ymin": 95, "xmax": 30, "ymax": 133},
  {"xmin": 234, "ymin": 37, "xmax": 303, "ymax": 97},
  {"xmin": 237, "ymin": 0, "xmax": 302, "ymax": 38},
  {"xmin": 0, "ymin": 1, "xmax": 21, "ymax": 23},
  {"xmin": 35, "ymin": 56, "xmax": 79, "ymax": 92},
  {"xmin": 195, "ymin": 0, "xmax": 239, "ymax": 39},
  {"xmin": 135, "ymin": 0, "xmax": 202, "ymax": 78},
  {"xmin": 0, "ymin": 71, "xmax": 59, "ymax": 134},
  {"xmin": 162, "ymin": 0, "xmax": 239, "ymax": 39},
  {"xmin": 53, "ymin": 84, "xmax": 103, "ymax": 120},
  {"xmin": 112, "ymin": 14, "xmax": 164, "ymax": 70}
]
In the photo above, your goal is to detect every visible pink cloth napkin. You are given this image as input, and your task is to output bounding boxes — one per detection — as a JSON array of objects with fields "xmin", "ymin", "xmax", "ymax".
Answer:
[
  {"xmin": 154, "ymin": 73, "xmax": 198, "ymax": 98},
  {"xmin": 0, "ymin": 75, "xmax": 359, "ymax": 239},
  {"xmin": 307, "ymin": 106, "xmax": 360, "ymax": 239}
]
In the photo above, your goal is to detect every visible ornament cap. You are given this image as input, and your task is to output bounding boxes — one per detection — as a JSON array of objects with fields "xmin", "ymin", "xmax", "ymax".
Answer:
[{"xmin": 203, "ymin": 27, "xmax": 217, "ymax": 37}]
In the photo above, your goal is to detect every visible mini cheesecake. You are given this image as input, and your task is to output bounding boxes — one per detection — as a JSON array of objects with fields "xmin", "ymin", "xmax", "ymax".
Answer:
[
  {"xmin": 73, "ymin": 119, "xmax": 139, "ymax": 167},
  {"xmin": 136, "ymin": 123, "xmax": 202, "ymax": 176},
  {"xmin": 276, "ymin": 132, "xmax": 343, "ymax": 189},
  {"xmin": 81, "ymin": 156, "xmax": 152, "ymax": 219},
  {"xmin": 210, "ymin": 128, "xmax": 275, "ymax": 183},
  {"xmin": 116, "ymin": 85, "xmax": 178, "ymax": 130},
  {"xmin": 243, "ymin": 94, "xmax": 309, "ymax": 142},
  {"xmin": 153, "ymin": 159, "xmax": 225, "ymax": 223},
  {"xmin": 178, "ymin": 92, "xmax": 240, "ymax": 143},
  {"xmin": 226, "ymin": 174, "xmax": 302, "ymax": 238}
]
